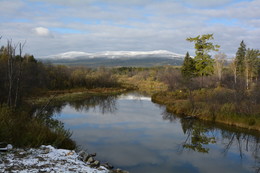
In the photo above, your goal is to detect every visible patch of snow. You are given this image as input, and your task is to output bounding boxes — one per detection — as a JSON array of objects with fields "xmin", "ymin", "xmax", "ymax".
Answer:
[
  {"xmin": 0, "ymin": 145, "xmax": 109, "ymax": 173},
  {"xmin": 43, "ymin": 50, "xmax": 185, "ymax": 60}
]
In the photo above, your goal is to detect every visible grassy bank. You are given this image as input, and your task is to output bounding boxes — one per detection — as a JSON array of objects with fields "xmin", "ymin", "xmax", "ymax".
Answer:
[
  {"xmin": 152, "ymin": 88, "xmax": 260, "ymax": 131},
  {"xmin": 118, "ymin": 75, "xmax": 167, "ymax": 95},
  {"xmin": 27, "ymin": 87, "xmax": 128, "ymax": 105}
]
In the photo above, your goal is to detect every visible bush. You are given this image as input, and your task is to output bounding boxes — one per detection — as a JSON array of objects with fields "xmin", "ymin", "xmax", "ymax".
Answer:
[
  {"xmin": 167, "ymin": 100, "xmax": 192, "ymax": 115},
  {"xmin": 220, "ymin": 103, "xmax": 236, "ymax": 114},
  {"xmin": 0, "ymin": 105, "xmax": 76, "ymax": 149}
]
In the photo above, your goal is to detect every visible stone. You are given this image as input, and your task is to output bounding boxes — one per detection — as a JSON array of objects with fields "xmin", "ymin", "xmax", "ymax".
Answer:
[
  {"xmin": 82, "ymin": 153, "xmax": 90, "ymax": 162},
  {"xmin": 6, "ymin": 144, "xmax": 13, "ymax": 150},
  {"xmin": 101, "ymin": 162, "xmax": 114, "ymax": 170},
  {"xmin": 78, "ymin": 150, "xmax": 86, "ymax": 157},
  {"xmin": 90, "ymin": 153, "xmax": 96, "ymax": 157},
  {"xmin": 111, "ymin": 169, "xmax": 129, "ymax": 173},
  {"xmin": 43, "ymin": 148, "xmax": 50, "ymax": 154},
  {"xmin": 90, "ymin": 160, "xmax": 100, "ymax": 168},
  {"xmin": 66, "ymin": 151, "xmax": 74, "ymax": 156},
  {"xmin": 87, "ymin": 157, "xmax": 94, "ymax": 163}
]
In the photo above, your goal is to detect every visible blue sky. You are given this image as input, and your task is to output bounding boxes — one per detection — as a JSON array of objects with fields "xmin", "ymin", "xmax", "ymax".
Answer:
[{"xmin": 0, "ymin": 0, "xmax": 259, "ymax": 58}]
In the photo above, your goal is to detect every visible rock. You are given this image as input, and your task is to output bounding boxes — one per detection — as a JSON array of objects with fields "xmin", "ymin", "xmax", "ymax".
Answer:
[
  {"xmin": 101, "ymin": 162, "xmax": 114, "ymax": 170},
  {"xmin": 43, "ymin": 148, "xmax": 51, "ymax": 154},
  {"xmin": 109, "ymin": 168, "xmax": 129, "ymax": 173},
  {"xmin": 78, "ymin": 150, "xmax": 86, "ymax": 157},
  {"xmin": 116, "ymin": 169, "xmax": 129, "ymax": 173},
  {"xmin": 90, "ymin": 153, "xmax": 96, "ymax": 157},
  {"xmin": 90, "ymin": 160, "xmax": 100, "ymax": 168},
  {"xmin": 82, "ymin": 153, "xmax": 90, "ymax": 162},
  {"xmin": 87, "ymin": 157, "xmax": 94, "ymax": 163},
  {"xmin": 66, "ymin": 151, "xmax": 74, "ymax": 156}
]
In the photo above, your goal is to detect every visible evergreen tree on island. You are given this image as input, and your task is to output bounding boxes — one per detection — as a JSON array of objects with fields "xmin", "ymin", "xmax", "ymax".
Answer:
[{"xmin": 186, "ymin": 34, "xmax": 220, "ymax": 87}]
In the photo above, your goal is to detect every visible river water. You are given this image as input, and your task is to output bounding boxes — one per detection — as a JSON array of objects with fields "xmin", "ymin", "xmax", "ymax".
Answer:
[{"xmin": 55, "ymin": 92, "xmax": 260, "ymax": 173}]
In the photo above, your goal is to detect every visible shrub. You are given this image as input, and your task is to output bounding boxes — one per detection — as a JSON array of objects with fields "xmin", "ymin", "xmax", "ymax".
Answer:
[
  {"xmin": 0, "ymin": 105, "xmax": 75, "ymax": 149},
  {"xmin": 220, "ymin": 103, "xmax": 236, "ymax": 114}
]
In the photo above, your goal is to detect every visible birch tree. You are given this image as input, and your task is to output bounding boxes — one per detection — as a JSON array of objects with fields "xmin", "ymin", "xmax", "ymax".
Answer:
[
  {"xmin": 214, "ymin": 52, "xmax": 226, "ymax": 84},
  {"xmin": 230, "ymin": 58, "xmax": 237, "ymax": 84},
  {"xmin": 245, "ymin": 49, "xmax": 260, "ymax": 89}
]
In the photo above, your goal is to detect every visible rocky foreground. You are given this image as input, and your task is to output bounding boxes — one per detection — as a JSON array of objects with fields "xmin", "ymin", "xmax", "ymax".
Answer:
[{"xmin": 0, "ymin": 145, "xmax": 128, "ymax": 173}]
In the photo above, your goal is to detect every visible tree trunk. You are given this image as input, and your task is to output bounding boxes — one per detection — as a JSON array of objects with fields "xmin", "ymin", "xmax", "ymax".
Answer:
[
  {"xmin": 14, "ymin": 42, "xmax": 24, "ymax": 108},
  {"xmin": 234, "ymin": 70, "xmax": 237, "ymax": 84},
  {"xmin": 7, "ymin": 41, "xmax": 14, "ymax": 107},
  {"xmin": 246, "ymin": 65, "xmax": 249, "ymax": 90}
]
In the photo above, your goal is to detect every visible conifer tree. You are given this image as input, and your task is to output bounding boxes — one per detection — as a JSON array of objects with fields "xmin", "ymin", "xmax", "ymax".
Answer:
[
  {"xmin": 181, "ymin": 52, "xmax": 196, "ymax": 79},
  {"xmin": 186, "ymin": 34, "xmax": 220, "ymax": 87},
  {"xmin": 235, "ymin": 40, "xmax": 246, "ymax": 77}
]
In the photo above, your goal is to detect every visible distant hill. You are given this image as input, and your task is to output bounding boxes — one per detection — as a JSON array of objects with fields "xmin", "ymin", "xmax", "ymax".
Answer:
[{"xmin": 41, "ymin": 50, "xmax": 184, "ymax": 67}]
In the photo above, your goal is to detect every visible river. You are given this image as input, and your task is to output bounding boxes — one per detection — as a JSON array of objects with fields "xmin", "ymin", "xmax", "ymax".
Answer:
[{"xmin": 54, "ymin": 92, "xmax": 260, "ymax": 173}]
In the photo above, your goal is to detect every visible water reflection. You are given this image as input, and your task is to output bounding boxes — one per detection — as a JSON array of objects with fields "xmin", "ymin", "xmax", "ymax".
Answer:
[
  {"xmin": 34, "ymin": 94, "xmax": 119, "ymax": 119},
  {"xmin": 42, "ymin": 92, "xmax": 259, "ymax": 173},
  {"xmin": 180, "ymin": 119, "xmax": 216, "ymax": 153},
  {"xmin": 68, "ymin": 95, "xmax": 118, "ymax": 114},
  {"xmin": 163, "ymin": 111, "xmax": 260, "ymax": 163}
]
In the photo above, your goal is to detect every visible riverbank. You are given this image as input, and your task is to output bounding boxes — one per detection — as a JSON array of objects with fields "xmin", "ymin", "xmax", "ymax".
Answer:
[
  {"xmin": 0, "ymin": 145, "xmax": 128, "ymax": 173},
  {"xmin": 152, "ymin": 90, "xmax": 260, "ymax": 132},
  {"xmin": 26, "ymin": 87, "xmax": 129, "ymax": 105}
]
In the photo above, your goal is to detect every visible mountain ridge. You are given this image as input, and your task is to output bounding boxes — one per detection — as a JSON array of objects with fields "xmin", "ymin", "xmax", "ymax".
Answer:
[
  {"xmin": 43, "ymin": 50, "xmax": 184, "ymax": 60},
  {"xmin": 41, "ymin": 50, "xmax": 185, "ymax": 67}
]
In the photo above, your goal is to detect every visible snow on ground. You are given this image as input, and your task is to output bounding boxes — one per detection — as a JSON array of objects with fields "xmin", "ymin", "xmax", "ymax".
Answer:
[{"xmin": 0, "ymin": 145, "xmax": 109, "ymax": 173}]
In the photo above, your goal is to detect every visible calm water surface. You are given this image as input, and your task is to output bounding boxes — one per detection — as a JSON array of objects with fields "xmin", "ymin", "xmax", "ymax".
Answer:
[{"xmin": 55, "ymin": 92, "xmax": 260, "ymax": 173}]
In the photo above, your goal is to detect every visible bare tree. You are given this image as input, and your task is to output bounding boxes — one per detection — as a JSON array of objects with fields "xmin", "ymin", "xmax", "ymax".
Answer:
[
  {"xmin": 214, "ymin": 52, "xmax": 226, "ymax": 85},
  {"xmin": 7, "ymin": 40, "xmax": 18, "ymax": 107},
  {"xmin": 14, "ymin": 41, "xmax": 26, "ymax": 107},
  {"xmin": 229, "ymin": 57, "xmax": 237, "ymax": 85}
]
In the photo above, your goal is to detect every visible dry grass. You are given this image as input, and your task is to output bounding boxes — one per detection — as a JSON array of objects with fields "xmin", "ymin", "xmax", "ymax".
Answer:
[{"xmin": 152, "ymin": 90, "xmax": 260, "ymax": 131}]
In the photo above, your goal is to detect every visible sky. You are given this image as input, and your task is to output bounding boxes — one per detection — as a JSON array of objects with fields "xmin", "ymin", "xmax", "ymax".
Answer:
[{"xmin": 0, "ymin": 0, "xmax": 259, "ymax": 58}]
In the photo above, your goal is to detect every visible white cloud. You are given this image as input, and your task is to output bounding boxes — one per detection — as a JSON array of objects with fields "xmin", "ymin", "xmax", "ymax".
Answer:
[
  {"xmin": 0, "ymin": 0, "xmax": 259, "ymax": 58},
  {"xmin": 32, "ymin": 27, "xmax": 53, "ymax": 37}
]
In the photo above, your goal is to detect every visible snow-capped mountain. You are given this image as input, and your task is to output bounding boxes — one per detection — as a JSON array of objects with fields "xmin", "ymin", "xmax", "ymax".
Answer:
[
  {"xmin": 43, "ymin": 50, "xmax": 184, "ymax": 60},
  {"xmin": 42, "ymin": 50, "xmax": 185, "ymax": 67}
]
